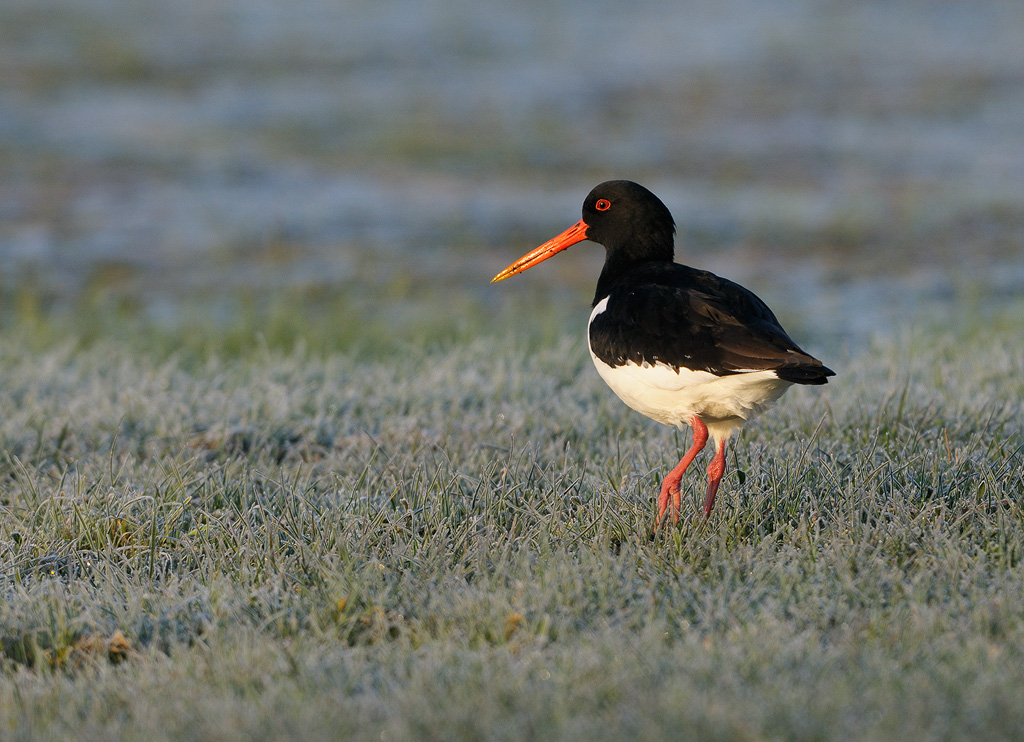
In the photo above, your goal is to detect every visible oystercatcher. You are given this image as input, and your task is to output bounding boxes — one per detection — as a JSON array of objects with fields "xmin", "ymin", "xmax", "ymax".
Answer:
[{"xmin": 492, "ymin": 180, "xmax": 834, "ymax": 526}]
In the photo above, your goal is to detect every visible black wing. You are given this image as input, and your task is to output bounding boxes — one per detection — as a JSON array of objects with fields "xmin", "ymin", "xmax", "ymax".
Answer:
[{"xmin": 588, "ymin": 264, "xmax": 835, "ymax": 384}]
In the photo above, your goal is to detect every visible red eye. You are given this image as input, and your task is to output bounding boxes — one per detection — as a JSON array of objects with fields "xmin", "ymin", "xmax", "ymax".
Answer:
[{"xmin": 595, "ymin": 198, "xmax": 611, "ymax": 211}]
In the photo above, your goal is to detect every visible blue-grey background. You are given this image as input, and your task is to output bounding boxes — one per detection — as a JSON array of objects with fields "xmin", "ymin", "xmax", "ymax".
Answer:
[{"xmin": 3, "ymin": 0, "xmax": 1024, "ymax": 345}]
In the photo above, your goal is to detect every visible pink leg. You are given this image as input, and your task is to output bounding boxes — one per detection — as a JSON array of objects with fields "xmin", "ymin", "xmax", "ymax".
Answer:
[
  {"xmin": 702, "ymin": 438, "xmax": 727, "ymax": 517},
  {"xmin": 655, "ymin": 415, "xmax": 708, "ymax": 528}
]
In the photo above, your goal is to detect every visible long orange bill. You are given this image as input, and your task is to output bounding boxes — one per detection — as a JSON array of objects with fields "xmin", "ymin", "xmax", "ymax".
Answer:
[{"xmin": 491, "ymin": 219, "xmax": 590, "ymax": 283}]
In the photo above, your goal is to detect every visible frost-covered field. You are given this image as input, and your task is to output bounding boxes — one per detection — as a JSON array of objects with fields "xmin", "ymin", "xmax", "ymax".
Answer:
[
  {"xmin": 1, "ymin": 305, "xmax": 1023, "ymax": 740},
  {"xmin": 2, "ymin": 1, "xmax": 1024, "ymax": 739}
]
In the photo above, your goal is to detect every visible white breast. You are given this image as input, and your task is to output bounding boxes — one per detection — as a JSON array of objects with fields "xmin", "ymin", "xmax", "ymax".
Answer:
[{"xmin": 587, "ymin": 297, "xmax": 793, "ymax": 440}]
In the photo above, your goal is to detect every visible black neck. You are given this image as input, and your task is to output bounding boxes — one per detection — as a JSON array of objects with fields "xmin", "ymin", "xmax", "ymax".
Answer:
[{"xmin": 593, "ymin": 243, "xmax": 674, "ymax": 305}]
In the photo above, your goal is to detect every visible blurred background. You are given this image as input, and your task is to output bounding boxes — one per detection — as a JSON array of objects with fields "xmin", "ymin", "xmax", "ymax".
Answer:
[{"xmin": 2, "ymin": 0, "xmax": 1024, "ymax": 351}]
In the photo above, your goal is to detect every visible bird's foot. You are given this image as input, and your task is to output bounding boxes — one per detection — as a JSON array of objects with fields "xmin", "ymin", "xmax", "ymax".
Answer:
[
  {"xmin": 702, "ymin": 439, "xmax": 728, "ymax": 517},
  {"xmin": 653, "ymin": 416, "xmax": 710, "ymax": 531},
  {"xmin": 654, "ymin": 480, "xmax": 682, "ymax": 529}
]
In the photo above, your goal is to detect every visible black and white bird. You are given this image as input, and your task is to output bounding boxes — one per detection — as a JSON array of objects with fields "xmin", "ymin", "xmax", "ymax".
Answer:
[{"xmin": 492, "ymin": 180, "xmax": 834, "ymax": 527}]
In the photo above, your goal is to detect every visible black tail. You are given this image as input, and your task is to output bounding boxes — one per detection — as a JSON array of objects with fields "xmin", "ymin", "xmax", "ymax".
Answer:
[{"xmin": 776, "ymin": 365, "xmax": 835, "ymax": 385}]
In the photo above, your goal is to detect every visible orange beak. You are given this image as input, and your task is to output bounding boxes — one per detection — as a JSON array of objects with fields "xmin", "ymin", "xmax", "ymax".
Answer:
[{"xmin": 491, "ymin": 219, "xmax": 590, "ymax": 283}]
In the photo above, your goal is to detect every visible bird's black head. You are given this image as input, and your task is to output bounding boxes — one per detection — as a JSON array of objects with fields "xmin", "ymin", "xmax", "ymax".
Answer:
[
  {"xmin": 490, "ymin": 180, "xmax": 676, "ymax": 291},
  {"xmin": 581, "ymin": 180, "xmax": 676, "ymax": 263}
]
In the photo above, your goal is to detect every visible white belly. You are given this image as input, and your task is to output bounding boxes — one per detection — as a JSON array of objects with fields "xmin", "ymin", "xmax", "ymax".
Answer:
[{"xmin": 587, "ymin": 299, "xmax": 793, "ymax": 440}]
